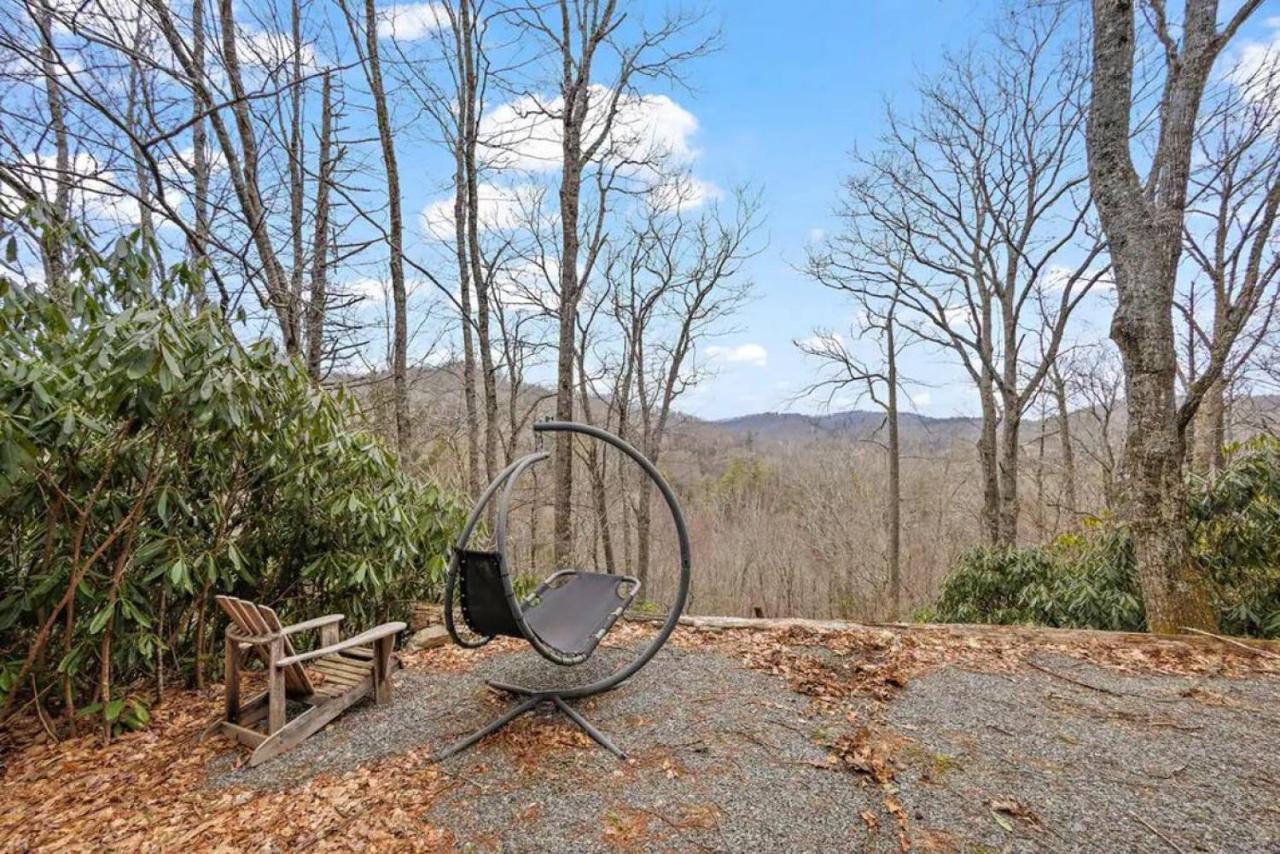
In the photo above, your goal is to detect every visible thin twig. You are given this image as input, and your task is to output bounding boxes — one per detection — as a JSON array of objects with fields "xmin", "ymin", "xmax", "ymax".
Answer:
[
  {"xmin": 1179, "ymin": 627, "xmax": 1280, "ymax": 661},
  {"xmin": 31, "ymin": 677, "xmax": 60, "ymax": 743},
  {"xmin": 1129, "ymin": 811, "xmax": 1187, "ymax": 854},
  {"xmin": 1024, "ymin": 660, "xmax": 1124, "ymax": 696}
]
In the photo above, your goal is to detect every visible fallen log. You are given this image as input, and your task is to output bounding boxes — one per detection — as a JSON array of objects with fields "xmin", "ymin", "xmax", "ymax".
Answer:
[{"xmin": 625, "ymin": 612, "xmax": 1280, "ymax": 655}]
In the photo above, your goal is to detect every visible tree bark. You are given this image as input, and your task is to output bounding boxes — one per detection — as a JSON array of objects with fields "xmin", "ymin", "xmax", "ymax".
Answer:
[
  {"xmin": 35, "ymin": 0, "xmax": 70, "ymax": 304},
  {"xmin": 976, "ymin": 378, "xmax": 1001, "ymax": 545},
  {"xmin": 1052, "ymin": 365, "xmax": 1077, "ymax": 520},
  {"xmin": 1084, "ymin": 0, "xmax": 1246, "ymax": 632},
  {"xmin": 363, "ymin": 0, "xmax": 410, "ymax": 451},
  {"xmin": 997, "ymin": 391, "xmax": 1021, "ymax": 546},
  {"xmin": 451, "ymin": 33, "xmax": 480, "ymax": 495},
  {"xmin": 216, "ymin": 0, "xmax": 297, "ymax": 352},
  {"xmin": 305, "ymin": 71, "xmax": 334, "ymax": 380},
  {"xmin": 286, "ymin": 0, "xmax": 306, "ymax": 344},
  {"xmin": 189, "ymin": 0, "xmax": 211, "ymax": 307},
  {"xmin": 885, "ymin": 315, "xmax": 902, "ymax": 619}
]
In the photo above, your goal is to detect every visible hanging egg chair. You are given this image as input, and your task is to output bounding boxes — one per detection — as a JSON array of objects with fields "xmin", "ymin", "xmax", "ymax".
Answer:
[{"xmin": 436, "ymin": 420, "xmax": 691, "ymax": 760}]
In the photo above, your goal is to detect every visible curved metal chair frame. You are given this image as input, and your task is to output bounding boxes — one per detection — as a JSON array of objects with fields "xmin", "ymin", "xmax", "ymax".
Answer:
[{"xmin": 436, "ymin": 420, "xmax": 691, "ymax": 760}]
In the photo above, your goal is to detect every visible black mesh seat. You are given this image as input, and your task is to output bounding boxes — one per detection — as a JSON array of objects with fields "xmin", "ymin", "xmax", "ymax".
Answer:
[
  {"xmin": 457, "ymin": 549, "xmax": 638, "ymax": 660},
  {"xmin": 524, "ymin": 571, "xmax": 637, "ymax": 658}
]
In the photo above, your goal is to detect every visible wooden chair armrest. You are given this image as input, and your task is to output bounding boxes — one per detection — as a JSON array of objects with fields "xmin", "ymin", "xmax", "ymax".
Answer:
[
  {"xmin": 278, "ymin": 614, "xmax": 345, "ymax": 637},
  {"xmin": 275, "ymin": 622, "xmax": 406, "ymax": 667}
]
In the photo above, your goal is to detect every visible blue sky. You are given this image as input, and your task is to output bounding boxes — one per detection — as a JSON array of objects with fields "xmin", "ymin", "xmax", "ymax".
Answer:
[
  {"xmin": 669, "ymin": 0, "xmax": 1001, "ymax": 419},
  {"xmin": 633, "ymin": 0, "xmax": 1280, "ymax": 421},
  {"xmin": 350, "ymin": 0, "xmax": 1021, "ymax": 421},
  {"xmin": 28, "ymin": 0, "xmax": 1279, "ymax": 422}
]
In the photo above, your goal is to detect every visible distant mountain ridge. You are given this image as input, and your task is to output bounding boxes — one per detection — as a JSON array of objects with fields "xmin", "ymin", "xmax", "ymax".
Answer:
[{"xmin": 712, "ymin": 409, "xmax": 984, "ymax": 445}]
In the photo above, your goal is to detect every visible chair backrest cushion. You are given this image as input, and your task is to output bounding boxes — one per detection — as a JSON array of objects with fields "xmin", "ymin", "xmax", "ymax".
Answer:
[{"xmin": 457, "ymin": 550, "xmax": 523, "ymax": 640}]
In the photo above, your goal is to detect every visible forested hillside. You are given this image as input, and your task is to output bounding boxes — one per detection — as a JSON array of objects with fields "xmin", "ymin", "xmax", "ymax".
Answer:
[{"xmin": 2, "ymin": 0, "xmax": 1279, "ymax": 743}]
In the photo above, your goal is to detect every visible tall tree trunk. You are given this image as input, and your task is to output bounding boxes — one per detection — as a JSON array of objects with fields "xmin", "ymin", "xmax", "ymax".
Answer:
[
  {"xmin": 1111, "ymin": 255, "xmax": 1216, "ymax": 631},
  {"xmin": 36, "ymin": 0, "xmax": 69, "ymax": 304},
  {"xmin": 305, "ymin": 71, "xmax": 334, "ymax": 380},
  {"xmin": 452, "ymin": 108, "xmax": 480, "ymax": 496},
  {"xmin": 216, "ymin": 0, "xmax": 297, "ymax": 350},
  {"xmin": 456, "ymin": 0, "xmax": 499, "ymax": 483},
  {"xmin": 977, "ymin": 379, "xmax": 1001, "ymax": 545},
  {"xmin": 553, "ymin": 151, "xmax": 584, "ymax": 565},
  {"xmin": 125, "ymin": 46, "xmax": 158, "ymax": 283},
  {"xmin": 577, "ymin": 339, "xmax": 615, "ymax": 571},
  {"xmin": 286, "ymin": 0, "xmax": 306, "ymax": 341},
  {"xmin": 998, "ymin": 395, "xmax": 1021, "ymax": 546},
  {"xmin": 1086, "ymin": 0, "xmax": 1240, "ymax": 633},
  {"xmin": 363, "ymin": 0, "xmax": 410, "ymax": 451},
  {"xmin": 189, "ymin": 0, "xmax": 211, "ymax": 308},
  {"xmin": 1052, "ymin": 366, "xmax": 1077, "ymax": 519},
  {"xmin": 885, "ymin": 315, "xmax": 902, "ymax": 618},
  {"xmin": 1192, "ymin": 376, "xmax": 1227, "ymax": 476}
]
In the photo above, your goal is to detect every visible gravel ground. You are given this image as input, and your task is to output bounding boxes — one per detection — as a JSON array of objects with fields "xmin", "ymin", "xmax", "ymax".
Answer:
[
  {"xmin": 208, "ymin": 637, "xmax": 1280, "ymax": 852},
  {"xmin": 210, "ymin": 641, "xmax": 895, "ymax": 852},
  {"xmin": 888, "ymin": 652, "xmax": 1280, "ymax": 853}
]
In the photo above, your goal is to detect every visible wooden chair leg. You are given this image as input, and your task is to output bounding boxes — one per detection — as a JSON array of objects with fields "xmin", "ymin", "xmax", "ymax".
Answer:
[
  {"xmin": 373, "ymin": 636, "xmax": 393, "ymax": 705},
  {"xmin": 224, "ymin": 626, "xmax": 240, "ymax": 724},
  {"xmin": 268, "ymin": 636, "xmax": 286, "ymax": 734}
]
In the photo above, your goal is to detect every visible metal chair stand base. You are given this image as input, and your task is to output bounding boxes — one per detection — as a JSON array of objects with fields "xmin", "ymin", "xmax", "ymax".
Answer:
[{"xmin": 432, "ymin": 680, "xmax": 625, "ymax": 762}]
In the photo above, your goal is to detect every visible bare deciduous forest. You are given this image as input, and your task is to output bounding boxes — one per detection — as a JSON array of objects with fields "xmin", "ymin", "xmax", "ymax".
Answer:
[{"xmin": 2, "ymin": 0, "xmax": 1280, "ymax": 668}]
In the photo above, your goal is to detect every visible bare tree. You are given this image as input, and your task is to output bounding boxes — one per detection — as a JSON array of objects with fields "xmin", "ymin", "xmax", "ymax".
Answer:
[
  {"xmin": 827, "ymin": 7, "xmax": 1105, "ymax": 546},
  {"xmin": 215, "ymin": 0, "xmax": 299, "ymax": 350},
  {"xmin": 796, "ymin": 273, "xmax": 913, "ymax": 618},
  {"xmin": 305, "ymin": 70, "xmax": 336, "ymax": 379},
  {"xmin": 34, "ymin": 0, "xmax": 70, "ymax": 302},
  {"xmin": 1048, "ymin": 359, "xmax": 1078, "ymax": 520},
  {"xmin": 1086, "ymin": 0, "xmax": 1272, "ymax": 631},
  {"xmin": 1179, "ymin": 61, "xmax": 1280, "ymax": 476},
  {"xmin": 612, "ymin": 183, "xmax": 761, "ymax": 591},
  {"xmin": 340, "ymin": 0, "xmax": 411, "ymax": 449},
  {"xmin": 505, "ymin": 0, "xmax": 716, "ymax": 565}
]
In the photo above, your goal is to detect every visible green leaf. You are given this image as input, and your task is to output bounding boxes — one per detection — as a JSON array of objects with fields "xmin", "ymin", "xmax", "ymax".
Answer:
[{"xmin": 88, "ymin": 602, "xmax": 116, "ymax": 635}]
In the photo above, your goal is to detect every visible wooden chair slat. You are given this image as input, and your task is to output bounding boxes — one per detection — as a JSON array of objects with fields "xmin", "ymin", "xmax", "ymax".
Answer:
[
  {"xmin": 312, "ymin": 667, "xmax": 364, "ymax": 686},
  {"xmin": 254, "ymin": 603, "xmax": 315, "ymax": 696},
  {"xmin": 314, "ymin": 656, "xmax": 373, "ymax": 676},
  {"xmin": 220, "ymin": 596, "xmax": 300, "ymax": 694}
]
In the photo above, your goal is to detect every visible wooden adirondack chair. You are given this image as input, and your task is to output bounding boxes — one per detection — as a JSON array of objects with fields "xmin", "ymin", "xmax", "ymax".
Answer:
[{"xmin": 215, "ymin": 595, "xmax": 405, "ymax": 767}]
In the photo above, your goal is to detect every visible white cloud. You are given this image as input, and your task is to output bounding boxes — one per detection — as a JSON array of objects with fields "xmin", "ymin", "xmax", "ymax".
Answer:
[
  {"xmin": 1043, "ymin": 264, "xmax": 1116, "ymax": 293},
  {"xmin": 159, "ymin": 145, "xmax": 228, "ymax": 180},
  {"xmin": 796, "ymin": 332, "xmax": 845, "ymax": 351},
  {"xmin": 807, "ymin": 227, "xmax": 826, "ymax": 244},
  {"xmin": 376, "ymin": 3, "xmax": 448, "ymax": 40},
  {"xmin": 943, "ymin": 306, "xmax": 973, "ymax": 328},
  {"xmin": 343, "ymin": 276, "xmax": 433, "ymax": 303},
  {"xmin": 479, "ymin": 87, "xmax": 700, "ymax": 173},
  {"xmin": 419, "ymin": 183, "xmax": 542, "ymax": 240},
  {"xmin": 905, "ymin": 388, "xmax": 932, "ymax": 409},
  {"xmin": 490, "ymin": 258, "xmax": 559, "ymax": 313},
  {"xmin": 706, "ymin": 343, "xmax": 768, "ymax": 368},
  {"xmin": 0, "ymin": 151, "xmax": 164, "ymax": 227},
  {"xmin": 1227, "ymin": 21, "xmax": 1280, "ymax": 107}
]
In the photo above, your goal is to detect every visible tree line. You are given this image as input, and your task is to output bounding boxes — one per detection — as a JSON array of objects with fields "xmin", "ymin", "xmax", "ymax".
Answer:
[
  {"xmin": 3, "ymin": 0, "xmax": 1279, "ymax": 636},
  {"xmin": 801, "ymin": 1, "xmax": 1279, "ymax": 631}
]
